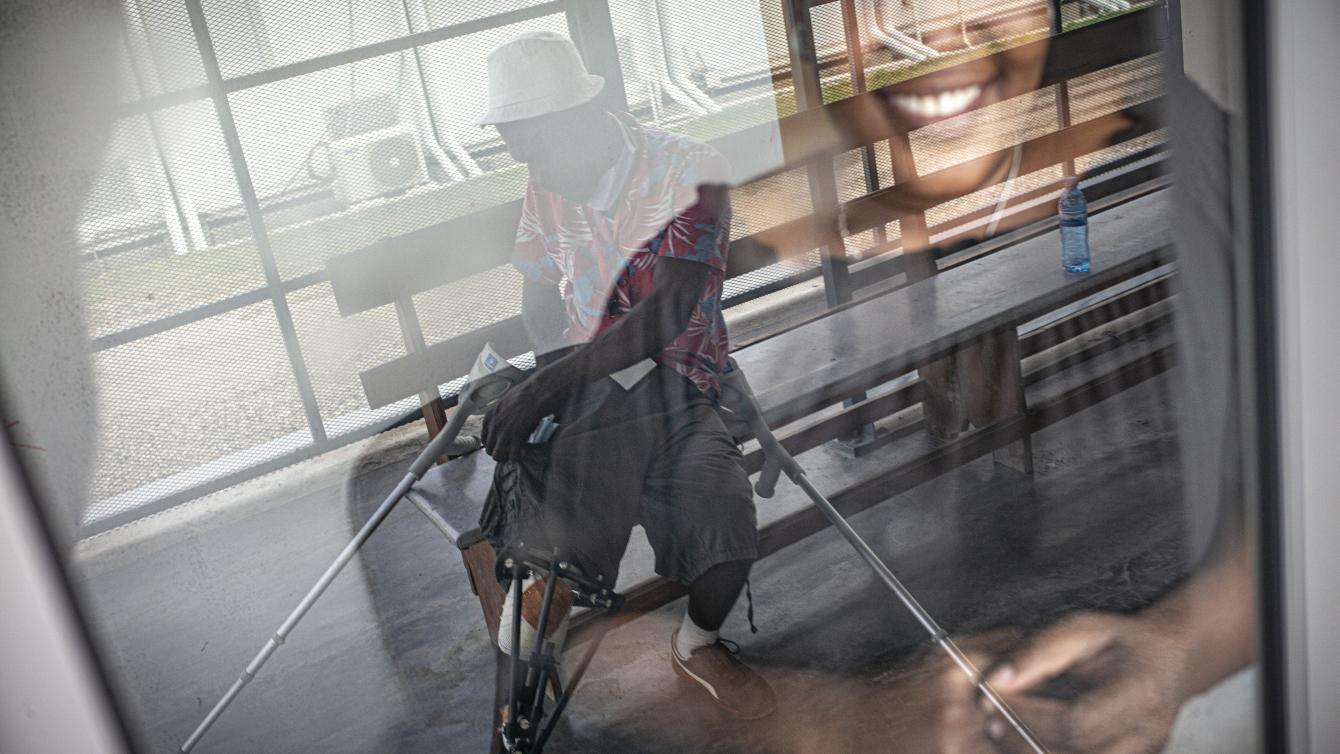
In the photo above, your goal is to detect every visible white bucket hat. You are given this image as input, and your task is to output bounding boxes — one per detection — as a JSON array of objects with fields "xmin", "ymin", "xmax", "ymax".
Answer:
[{"xmin": 477, "ymin": 31, "xmax": 605, "ymax": 125}]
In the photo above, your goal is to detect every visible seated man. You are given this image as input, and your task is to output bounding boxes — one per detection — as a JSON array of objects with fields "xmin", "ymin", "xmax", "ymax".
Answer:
[{"xmin": 474, "ymin": 31, "xmax": 776, "ymax": 720}]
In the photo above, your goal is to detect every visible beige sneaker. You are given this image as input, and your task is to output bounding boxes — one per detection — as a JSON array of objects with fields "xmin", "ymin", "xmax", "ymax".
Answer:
[{"xmin": 670, "ymin": 630, "xmax": 777, "ymax": 720}]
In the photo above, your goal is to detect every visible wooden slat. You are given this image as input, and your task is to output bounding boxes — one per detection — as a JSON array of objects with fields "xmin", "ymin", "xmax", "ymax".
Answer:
[
  {"xmin": 726, "ymin": 168, "xmax": 1168, "ymax": 355},
  {"xmin": 760, "ymin": 346, "xmax": 1175, "ymax": 555},
  {"xmin": 1022, "ymin": 301, "xmax": 1173, "ymax": 386},
  {"xmin": 732, "ymin": 100, "xmax": 1164, "ymax": 275},
  {"xmin": 326, "ymin": 201, "xmax": 522, "ymax": 317},
  {"xmin": 1020, "ymin": 275, "xmax": 1174, "ymax": 357},
  {"xmin": 360, "ymin": 315, "xmax": 531, "ymax": 409},
  {"xmin": 839, "ymin": 160, "xmax": 1168, "ymax": 298},
  {"xmin": 362, "ymin": 175, "xmax": 1167, "ymax": 412},
  {"xmin": 923, "ymin": 148, "xmax": 1166, "ymax": 244},
  {"xmin": 740, "ymin": 382, "xmax": 925, "ymax": 474}
]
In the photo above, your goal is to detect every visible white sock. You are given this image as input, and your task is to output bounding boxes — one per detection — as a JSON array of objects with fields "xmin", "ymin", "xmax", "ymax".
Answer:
[{"xmin": 674, "ymin": 610, "xmax": 719, "ymax": 658}]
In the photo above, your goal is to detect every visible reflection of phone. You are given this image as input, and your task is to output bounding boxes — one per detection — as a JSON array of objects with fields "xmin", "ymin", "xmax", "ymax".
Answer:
[
  {"xmin": 526, "ymin": 415, "xmax": 559, "ymax": 445},
  {"xmin": 1021, "ymin": 643, "xmax": 1126, "ymax": 701},
  {"xmin": 1030, "ymin": 672, "xmax": 1093, "ymax": 700}
]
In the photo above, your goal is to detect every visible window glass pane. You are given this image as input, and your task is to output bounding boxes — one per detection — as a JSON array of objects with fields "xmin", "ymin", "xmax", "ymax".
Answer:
[{"xmin": 1, "ymin": 1, "xmax": 1269, "ymax": 752}]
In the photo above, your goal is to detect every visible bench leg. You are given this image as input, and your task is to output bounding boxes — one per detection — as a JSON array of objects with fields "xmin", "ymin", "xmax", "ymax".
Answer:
[
  {"xmin": 899, "ymin": 214, "xmax": 970, "ymax": 443},
  {"xmin": 491, "ymin": 648, "xmax": 509, "ymax": 754},
  {"xmin": 963, "ymin": 328, "xmax": 1034, "ymax": 474},
  {"xmin": 921, "ymin": 356, "xmax": 969, "ymax": 442},
  {"xmin": 459, "ymin": 540, "xmax": 506, "ymax": 642},
  {"xmin": 458, "ymin": 541, "xmax": 507, "ymax": 750}
]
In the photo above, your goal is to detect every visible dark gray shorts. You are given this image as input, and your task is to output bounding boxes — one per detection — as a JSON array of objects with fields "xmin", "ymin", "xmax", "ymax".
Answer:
[{"xmin": 480, "ymin": 366, "xmax": 758, "ymax": 586}]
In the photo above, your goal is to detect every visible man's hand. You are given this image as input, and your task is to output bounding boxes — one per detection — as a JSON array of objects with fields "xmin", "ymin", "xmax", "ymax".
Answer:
[
  {"xmin": 967, "ymin": 611, "xmax": 1191, "ymax": 754},
  {"xmin": 481, "ymin": 372, "xmax": 559, "ymax": 461}
]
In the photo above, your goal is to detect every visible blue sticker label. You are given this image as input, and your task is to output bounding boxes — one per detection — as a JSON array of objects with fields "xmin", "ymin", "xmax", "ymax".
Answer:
[{"xmin": 484, "ymin": 354, "xmax": 498, "ymax": 371}]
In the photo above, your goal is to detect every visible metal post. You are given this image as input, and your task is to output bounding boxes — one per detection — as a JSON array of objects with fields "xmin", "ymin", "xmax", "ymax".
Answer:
[
  {"xmin": 841, "ymin": 0, "xmax": 887, "ymax": 248},
  {"xmin": 1163, "ymin": 0, "xmax": 1184, "ymax": 78},
  {"xmin": 121, "ymin": 3, "xmax": 205, "ymax": 255},
  {"xmin": 391, "ymin": 285, "xmax": 448, "ymax": 438},
  {"xmin": 566, "ymin": 0, "xmax": 629, "ymax": 112},
  {"xmin": 1051, "ymin": 0, "xmax": 1076, "ymax": 177},
  {"xmin": 507, "ymin": 567, "xmax": 525, "ymax": 740},
  {"xmin": 782, "ymin": 0, "xmax": 853, "ymax": 308},
  {"xmin": 183, "ymin": 0, "xmax": 328, "ymax": 443}
]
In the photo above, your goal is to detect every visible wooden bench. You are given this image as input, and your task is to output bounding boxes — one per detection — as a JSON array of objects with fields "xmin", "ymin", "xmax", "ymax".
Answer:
[{"xmin": 322, "ymin": 7, "xmax": 1171, "ymax": 746}]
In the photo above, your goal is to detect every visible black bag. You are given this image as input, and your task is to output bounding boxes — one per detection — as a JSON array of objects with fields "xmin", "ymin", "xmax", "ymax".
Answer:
[{"xmin": 478, "ymin": 446, "xmax": 552, "ymax": 554}]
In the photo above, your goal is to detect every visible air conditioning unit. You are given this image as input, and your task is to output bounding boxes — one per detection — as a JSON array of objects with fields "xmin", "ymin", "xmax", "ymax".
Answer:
[{"xmin": 329, "ymin": 124, "xmax": 426, "ymax": 206}]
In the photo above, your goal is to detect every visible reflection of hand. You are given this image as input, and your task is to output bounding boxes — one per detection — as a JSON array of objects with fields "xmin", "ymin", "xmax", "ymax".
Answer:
[
  {"xmin": 937, "ymin": 633, "xmax": 1019, "ymax": 754},
  {"xmin": 481, "ymin": 372, "xmax": 557, "ymax": 461},
  {"xmin": 980, "ymin": 612, "xmax": 1191, "ymax": 754}
]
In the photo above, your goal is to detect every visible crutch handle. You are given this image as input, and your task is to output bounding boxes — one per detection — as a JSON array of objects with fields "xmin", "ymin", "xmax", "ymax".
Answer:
[
  {"xmin": 756, "ymin": 455, "xmax": 784, "ymax": 498},
  {"xmin": 721, "ymin": 359, "xmax": 801, "ymax": 498}
]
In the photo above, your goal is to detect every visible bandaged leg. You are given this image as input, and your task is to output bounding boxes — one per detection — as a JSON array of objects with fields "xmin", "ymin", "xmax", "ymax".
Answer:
[{"xmin": 497, "ymin": 574, "xmax": 574, "ymax": 657}]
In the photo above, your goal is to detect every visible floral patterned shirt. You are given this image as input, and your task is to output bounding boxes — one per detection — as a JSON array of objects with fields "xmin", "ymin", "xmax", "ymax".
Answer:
[{"xmin": 512, "ymin": 114, "xmax": 732, "ymax": 399}]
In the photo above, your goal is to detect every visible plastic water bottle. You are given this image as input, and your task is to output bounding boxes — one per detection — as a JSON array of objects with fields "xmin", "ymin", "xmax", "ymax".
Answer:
[{"xmin": 1058, "ymin": 177, "xmax": 1090, "ymax": 273}]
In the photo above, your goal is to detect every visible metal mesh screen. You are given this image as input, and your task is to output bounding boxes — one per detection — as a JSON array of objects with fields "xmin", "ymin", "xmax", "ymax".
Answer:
[
  {"xmin": 608, "ymin": 0, "xmax": 788, "ymax": 139},
  {"xmin": 80, "ymin": 102, "xmax": 265, "ymax": 341},
  {"xmin": 203, "ymin": 0, "xmax": 402, "ymax": 80},
  {"xmin": 227, "ymin": 13, "xmax": 565, "ymax": 280},
  {"xmin": 1070, "ymin": 53, "xmax": 1164, "ymax": 123},
  {"xmin": 414, "ymin": 266, "xmax": 525, "ymax": 347},
  {"xmin": 75, "ymin": 0, "xmax": 1168, "ymax": 535},
  {"xmin": 120, "ymin": 0, "xmax": 210, "ymax": 96},
  {"xmin": 729, "ymin": 167, "xmax": 814, "ymax": 239},
  {"xmin": 723, "ymin": 250, "xmax": 823, "ymax": 303},
  {"xmin": 85, "ymin": 301, "xmax": 310, "ymax": 526},
  {"xmin": 287, "ymin": 283, "xmax": 406, "ymax": 428}
]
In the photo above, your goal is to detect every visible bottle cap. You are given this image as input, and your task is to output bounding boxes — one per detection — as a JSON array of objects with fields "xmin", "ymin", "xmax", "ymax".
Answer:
[{"xmin": 1061, "ymin": 176, "xmax": 1080, "ymax": 189}]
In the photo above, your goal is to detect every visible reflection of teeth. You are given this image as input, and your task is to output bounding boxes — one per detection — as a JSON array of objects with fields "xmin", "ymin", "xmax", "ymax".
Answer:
[{"xmin": 891, "ymin": 84, "xmax": 983, "ymax": 119}]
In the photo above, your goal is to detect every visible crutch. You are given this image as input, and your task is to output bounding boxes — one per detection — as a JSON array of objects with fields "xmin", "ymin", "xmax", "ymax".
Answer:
[
  {"xmin": 180, "ymin": 345, "xmax": 531, "ymax": 752},
  {"xmin": 721, "ymin": 359, "xmax": 1050, "ymax": 754}
]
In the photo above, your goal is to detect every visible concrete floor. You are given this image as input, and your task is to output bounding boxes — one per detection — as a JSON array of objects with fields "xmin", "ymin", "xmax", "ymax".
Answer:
[{"xmin": 70, "ymin": 357, "xmax": 1258, "ymax": 753}]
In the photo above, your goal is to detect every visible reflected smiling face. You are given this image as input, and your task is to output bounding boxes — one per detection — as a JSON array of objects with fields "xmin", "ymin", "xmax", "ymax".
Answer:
[{"xmin": 858, "ymin": 0, "xmax": 1054, "ymax": 203}]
